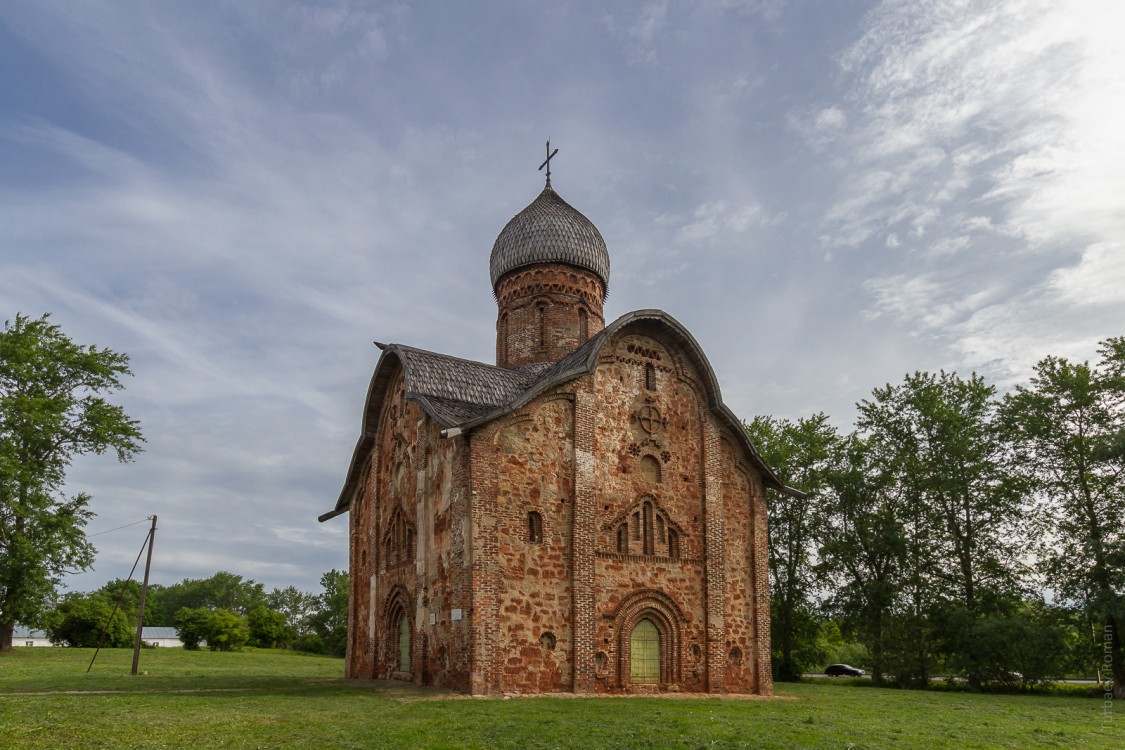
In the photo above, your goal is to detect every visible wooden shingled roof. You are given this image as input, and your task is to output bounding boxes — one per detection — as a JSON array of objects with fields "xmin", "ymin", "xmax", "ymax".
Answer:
[
  {"xmin": 319, "ymin": 309, "xmax": 802, "ymax": 523},
  {"xmin": 489, "ymin": 184, "xmax": 610, "ymax": 296}
]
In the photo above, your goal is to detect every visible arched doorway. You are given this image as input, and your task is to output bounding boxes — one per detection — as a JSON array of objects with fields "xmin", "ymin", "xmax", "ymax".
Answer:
[
  {"xmin": 398, "ymin": 614, "xmax": 411, "ymax": 673},
  {"xmin": 630, "ymin": 618, "xmax": 660, "ymax": 684},
  {"xmin": 612, "ymin": 590, "xmax": 685, "ymax": 689}
]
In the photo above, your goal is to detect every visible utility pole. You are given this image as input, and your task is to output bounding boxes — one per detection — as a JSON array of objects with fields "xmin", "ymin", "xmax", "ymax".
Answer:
[{"xmin": 131, "ymin": 515, "xmax": 157, "ymax": 676}]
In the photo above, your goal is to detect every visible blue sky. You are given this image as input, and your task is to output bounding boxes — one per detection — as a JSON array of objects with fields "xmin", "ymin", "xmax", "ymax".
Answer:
[{"xmin": 2, "ymin": 0, "xmax": 1122, "ymax": 595}]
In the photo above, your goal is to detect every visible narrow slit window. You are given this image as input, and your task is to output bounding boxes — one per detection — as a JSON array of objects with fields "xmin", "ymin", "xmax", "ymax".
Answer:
[
  {"xmin": 617, "ymin": 524, "xmax": 629, "ymax": 553},
  {"xmin": 538, "ymin": 304, "xmax": 547, "ymax": 349},
  {"xmin": 579, "ymin": 308, "xmax": 588, "ymax": 343},
  {"xmin": 643, "ymin": 501, "xmax": 654, "ymax": 555},
  {"xmin": 528, "ymin": 511, "xmax": 543, "ymax": 543},
  {"xmin": 645, "ymin": 363, "xmax": 656, "ymax": 390},
  {"xmin": 500, "ymin": 313, "xmax": 508, "ymax": 362}
]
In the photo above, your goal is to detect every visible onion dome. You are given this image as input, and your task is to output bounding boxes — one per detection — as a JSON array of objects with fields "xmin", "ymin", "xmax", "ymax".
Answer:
[{"xmin": 489, "ymin": 185, "xmax": 610, "ymax": 298}]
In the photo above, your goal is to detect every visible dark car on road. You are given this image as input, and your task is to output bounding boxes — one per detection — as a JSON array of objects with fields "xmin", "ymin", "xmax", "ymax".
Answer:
[{"xmin": 825, "ymin": 664, "xmax": 865, "ymax": 677}]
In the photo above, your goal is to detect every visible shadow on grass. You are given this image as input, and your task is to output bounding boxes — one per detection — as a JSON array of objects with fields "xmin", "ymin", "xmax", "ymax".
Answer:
[{"xmin": 800, "ymin": 675, "xmax": 1107, "ymax": 698}]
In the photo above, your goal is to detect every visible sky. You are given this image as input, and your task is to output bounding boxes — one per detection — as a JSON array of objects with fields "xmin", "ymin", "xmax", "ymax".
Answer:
[{"xmin": 2, "ymin": 0, "xmax": 1122, "ymax": 596}]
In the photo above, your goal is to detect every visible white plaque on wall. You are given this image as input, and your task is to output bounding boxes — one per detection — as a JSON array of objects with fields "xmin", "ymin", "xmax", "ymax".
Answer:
[{"xmin": 451, "ymin": 608, "xmax": 462, "ymax": 621}]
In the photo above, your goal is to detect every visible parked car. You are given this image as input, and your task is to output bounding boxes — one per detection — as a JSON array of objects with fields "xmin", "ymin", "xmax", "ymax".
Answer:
[{"xmin": 825, "ymin": 664, "xmax": 865, "ymax": 677}]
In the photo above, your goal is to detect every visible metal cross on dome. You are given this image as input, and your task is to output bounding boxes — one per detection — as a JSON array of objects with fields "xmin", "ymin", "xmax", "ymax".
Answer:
[{"xmin": 539, "ymin": 139, "xmax": 559, "ymax": 187}]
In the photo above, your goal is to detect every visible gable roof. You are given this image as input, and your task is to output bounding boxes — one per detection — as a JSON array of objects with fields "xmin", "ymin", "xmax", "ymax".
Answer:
[{"xmin": 320, "ymin": 309, "xmax": 802, "ymax": 522}]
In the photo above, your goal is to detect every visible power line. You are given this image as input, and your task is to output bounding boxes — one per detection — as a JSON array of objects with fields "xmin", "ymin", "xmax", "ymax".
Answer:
[
  {"xmin": 88, "ymin": 517, "xmax": 153, "ymax": 538},
  {"xmin": 87, "ymin": 525, "xmax": 152, "ymax": 673}
]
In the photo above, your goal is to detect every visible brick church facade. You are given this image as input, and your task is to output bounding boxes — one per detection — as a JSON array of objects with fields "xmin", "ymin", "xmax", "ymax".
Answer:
[{"xmin": 320, "ymin": 171, "xmax": 799, "ymax": 695}]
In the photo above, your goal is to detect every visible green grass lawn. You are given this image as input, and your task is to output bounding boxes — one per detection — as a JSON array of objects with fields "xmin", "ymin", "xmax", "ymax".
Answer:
[{"xmin": 0, "ymin": 648, "xmax": 1120, "ymax": 749}]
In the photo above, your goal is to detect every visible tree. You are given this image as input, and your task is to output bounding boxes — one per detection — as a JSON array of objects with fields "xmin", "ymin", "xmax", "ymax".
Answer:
[
  {"xmin": 204, "ymin": 609, "xmax": 249, "ymax": 652},
  {"xmin": 266, "ymin": 585, "xmax": 317, "ymax": 635},
  {"xmin": 305, "ymin": 569, "xmax": 349, "ymax": 657},
  {"xmin": 0, "ymin": 314, "xmax": 143, "ymax": 651},
  {"xmin": 857, "ymin": 371, "xmax": 1028, "ymax": 688},
  {"xmin": 1001, "ymin": 337, "xmax": 1125, "ymax": 698},
  {"xmin": 945, "ymin": 603, "xmax": 1064, "ymax": 689},
  {"xmin": 819, "ymin": 434, "xmax": 907, "ymax": 683},
  {"xmin": 98, "ymin": 577, "xmax": 169, "ymax": 627},
  {"xmin": 155, "ymin": 571, "xmax": 266, "ymax": 617},
  {"xmin": 247, "ymin": 605, "xmax": 295, "ymax": 648},
  {"xmin": 746, "ymin": 414, "xmax": 839, "ymax": 680},
  {"xmin": 43, "ymin": 592, "xmax": 132, "ymax": 648},
  {"xmin": 173, "ymin": 607, "xmax": 211, "ymax": 650}
]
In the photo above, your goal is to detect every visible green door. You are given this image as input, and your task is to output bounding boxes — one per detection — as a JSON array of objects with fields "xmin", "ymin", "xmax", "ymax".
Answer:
[
  {"xmin": 630, "ymin": 619, "xmax": 660, "ymax": 684},
  {"xmin": 398, "ymin": 616, "xmax": 410, "ymax": 672}
]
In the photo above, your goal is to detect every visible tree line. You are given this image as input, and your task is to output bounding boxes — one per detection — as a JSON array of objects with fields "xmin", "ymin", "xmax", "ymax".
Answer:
[
  {"xmin": 41, "ymin": 569, "xmax": 349, "ymax": 655},
  {"xmin": 2, "ymin": 313, "xmax": 1120, "ymax": 693},
  {"xmin": 751, "ymin": 337, "xmax": 1124, "ymax": 697},
  {"xmin": 0, "ymin": 314, "xmax": 348, "ymax": 658}
]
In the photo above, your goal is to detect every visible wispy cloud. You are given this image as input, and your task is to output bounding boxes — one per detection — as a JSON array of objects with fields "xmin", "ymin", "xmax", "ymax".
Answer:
[
  {"xmin": 811, "ymin": 0, "xmax": 1125, "ymax": 384},
  {"xmin": 2, "ymin": 0, "xmax": 1121, "ymax": 593}
]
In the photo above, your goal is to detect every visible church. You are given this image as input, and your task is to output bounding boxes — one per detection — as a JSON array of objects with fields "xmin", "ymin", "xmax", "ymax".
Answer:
[{"xmin": 319, "ymin": 154, "xmax": 799, "ymax": 695}]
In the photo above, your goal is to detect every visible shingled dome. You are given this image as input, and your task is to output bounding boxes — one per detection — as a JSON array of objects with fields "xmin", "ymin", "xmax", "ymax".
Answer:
[{"xmin": 489, "ymin": 185, "xmax": 610, "ymax": 297}]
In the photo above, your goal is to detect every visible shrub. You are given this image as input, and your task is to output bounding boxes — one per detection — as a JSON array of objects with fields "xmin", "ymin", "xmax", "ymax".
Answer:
[
  {"xmin": 204, "ymin": 609, "xmax": 249, "ymax": 652},
  {"xmin": 174, "ymin": 607, "xmax": 211, "ymax": 650},
  {"xmin": 45, "ymin": 594, "xmax": 133, "ymax": 648},
  {"xmin": 247, "ymin": 606, "xmax": 295, "ymax": 649}
]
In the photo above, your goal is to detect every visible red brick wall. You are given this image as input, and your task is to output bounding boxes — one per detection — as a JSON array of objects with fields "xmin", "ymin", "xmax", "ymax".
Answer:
[
  {"xmin": 351, "ymin": 324, "xmax": 772, "ymax": 696},
  {"xmin": 589, "ymin": 333, "xmax": 709, "ymax": 692},
  {"xmin": 351, "ymin": 367, "xmax": 472, "ymax": 690},
  {"xmin": 720, "ymin": 438, "xmax": 760, "ymax": 693},
  {"xmin": 494, "ymin": 264, "xmax": 605, "ymax": 368},
  {"xmin": 488, "ymin": 395, "xmax": 575, "ymax": 692}
]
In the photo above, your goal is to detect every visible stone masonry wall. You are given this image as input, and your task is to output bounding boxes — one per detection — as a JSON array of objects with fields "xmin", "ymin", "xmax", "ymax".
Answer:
[
  {"xmin": 720, "ymin": 438, "xmax": 758, "ymax": 693},
  {"xmin": 458, "ymin": 325, "xmax": 772, "ymax": 695},
  {"xmin": 353, "ymin": 367, "xmax": 472, "ymax": 690},
  {"xmin": 589, "ymin": 332, "xmax": 709, "ymax": 692},
  {"xmin": 488, "ymin": 394, "xmax": 576, "ymax": 693},
  {"xmin": 353, "ymin": 324, "xmax": 772, "ymax": 696}
]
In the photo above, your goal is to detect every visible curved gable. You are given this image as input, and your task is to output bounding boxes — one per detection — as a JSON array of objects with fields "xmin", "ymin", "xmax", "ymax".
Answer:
[
  {"xmin": 460, "ymin": 309, "xmax": 800, "ymax": 497},
  {"xmin": 319, "ymin": 348, "xmax": 404, "ymax": 521}
]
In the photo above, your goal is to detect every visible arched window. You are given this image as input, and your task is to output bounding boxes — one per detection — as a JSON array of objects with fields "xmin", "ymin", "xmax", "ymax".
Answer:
[
  {"xmin": 537, "ymin": 304, "xmax": 547, "ymax": 349},
  {"xmin": 499, "ymin": 313, "xmax": 508, "ymax": 363},
  {"xmin": 528, "ymin": 511, "xmax": 543, "ymax": 543},
  {"xmin": 642, "ymin": 501, "xmax": 654, "ymax": 555},
  {"xmin": 630, "ymin": 618, "xmax": 660, "ymax": 684},
  {"xmin": 668, "ymin": 529, "xmax": 680, "ymax": 560},
  {"xmin": 384, "ymin": 507, "xmax": 416, "ymax": 569},
  {"xmin": 645, "ymin": 362, "xmax": 656, "ymax": 390},
  {"xmin": 617, "ymin": 524, "xmax": 629, "ymax": 553},
  {"xmin": 579, "ymin": 308, "xmax": 588, "ymax": 343}
]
